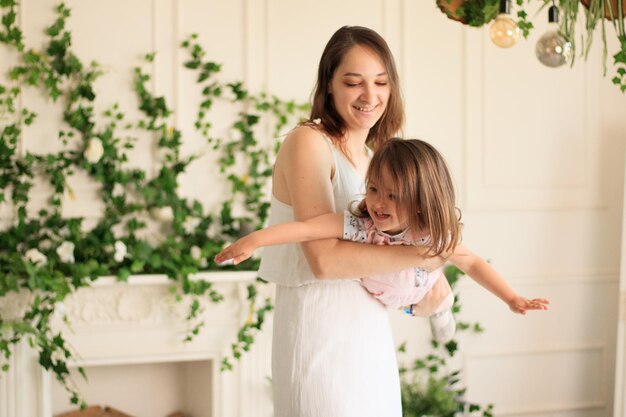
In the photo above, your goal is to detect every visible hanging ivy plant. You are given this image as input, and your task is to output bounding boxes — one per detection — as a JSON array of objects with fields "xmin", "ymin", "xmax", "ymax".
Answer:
[
  {"xmin": 0, "ymin": 1, "xmax": 307, "ymax": 408},
  {"xmin": 437, "ymin": 0, "xmax": 626, "ymax": 92}
]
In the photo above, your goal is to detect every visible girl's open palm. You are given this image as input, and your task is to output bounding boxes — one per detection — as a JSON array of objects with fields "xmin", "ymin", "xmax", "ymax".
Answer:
[
  {"xmin": 509, "ymin": 295, "xmax": 550, "ymax": 315},
  {"xmin": 214, "ymin": 235, "xmax": 258, "ymax": 266}
]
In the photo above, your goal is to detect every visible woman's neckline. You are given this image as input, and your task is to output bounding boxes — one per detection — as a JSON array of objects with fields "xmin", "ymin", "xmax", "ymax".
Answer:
[
  {"xmin": 332, "ymin": 143, "xmax": 370, "ymax": 179},
  {"xmin": 315, "ymin": 128, "xmax": 370, "ymax": 179}
]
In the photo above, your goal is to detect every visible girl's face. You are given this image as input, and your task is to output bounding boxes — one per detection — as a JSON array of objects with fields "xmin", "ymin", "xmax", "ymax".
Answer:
[
  {"xmin": 365, "ymin": 168, "xmax": 408, "ymax": 234},
  {"xmin": 328, "ymin": 45, "xmax": 390, "ymax": 136}
]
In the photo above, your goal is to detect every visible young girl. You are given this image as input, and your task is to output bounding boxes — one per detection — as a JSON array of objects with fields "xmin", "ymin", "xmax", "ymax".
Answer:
[{"xmin": 215, "ymin": 138, "xmax": 550, "ymax": 342}]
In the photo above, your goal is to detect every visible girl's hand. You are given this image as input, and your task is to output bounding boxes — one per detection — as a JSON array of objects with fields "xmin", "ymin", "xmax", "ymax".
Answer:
[
  {"xmin": 508, "ymin": 295, "xmax": 550, "ymax": 315},
  {"xmin": 410, "ymin": 274, "xmax": 452, "ymax": 317},
  {"xmin": 214, "ymin": 235, "xmax": 258, "ymax": 266}
]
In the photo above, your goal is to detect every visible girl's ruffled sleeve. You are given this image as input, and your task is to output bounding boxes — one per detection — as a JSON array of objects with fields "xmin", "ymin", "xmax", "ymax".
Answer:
[{"xmin": 342, "ymin": 211, "xmax": 371, "ymax": 243}]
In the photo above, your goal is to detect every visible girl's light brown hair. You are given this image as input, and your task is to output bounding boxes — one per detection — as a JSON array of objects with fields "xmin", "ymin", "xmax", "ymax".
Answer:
[
  {"xmin": 357, "ymin": 138, "xmax": 462, "ymax": 256},
  {"xmin": 308, "ymin": 25, "xmax": 404, "ymax": 154}
]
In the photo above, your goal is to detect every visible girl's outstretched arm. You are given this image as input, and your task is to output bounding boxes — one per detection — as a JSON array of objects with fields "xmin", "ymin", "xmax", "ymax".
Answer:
[
  {"xmin": 214, "ymin": 213, "xmax": 344, "ymax": 265},
  {"xmin": 449, "ymin": 244, "xmax": 550, "ymax": 315}
]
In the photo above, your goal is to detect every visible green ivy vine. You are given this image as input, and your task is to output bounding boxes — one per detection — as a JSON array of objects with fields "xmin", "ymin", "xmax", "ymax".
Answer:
[{"xmin": 0, "ymin": 0, "xmax": 307, "ymax": 408}]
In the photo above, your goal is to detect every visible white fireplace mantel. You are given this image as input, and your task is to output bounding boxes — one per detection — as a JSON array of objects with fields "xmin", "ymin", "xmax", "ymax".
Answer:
[{"xmin": 0, "ymin": 271, "xmax": 274, "ymax": 417}]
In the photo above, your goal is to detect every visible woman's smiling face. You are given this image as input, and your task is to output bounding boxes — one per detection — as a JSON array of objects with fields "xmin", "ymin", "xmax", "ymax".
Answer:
[{"xmin": 328, "ymin": 45, "xmax": 390, "ymax": 136}]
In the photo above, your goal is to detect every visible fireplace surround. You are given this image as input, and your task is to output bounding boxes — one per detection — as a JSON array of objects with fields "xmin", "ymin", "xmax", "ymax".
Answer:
[{"xmin": 0, "ymin": 271, "xmax": 274, "ymax": 417}]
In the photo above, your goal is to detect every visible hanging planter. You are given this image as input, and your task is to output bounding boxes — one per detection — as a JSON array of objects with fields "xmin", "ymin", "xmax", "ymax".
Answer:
[
  {"xmin": 436, "ymin": 0, "xmax": 500, "ymax": 26},
  {"xmin": 435, "ymin": 0, "xmax": 626, "ymax": 92},
  {"xmin": 580, "ymin": 0, "xmax": 626, "ymax": 20},
  {"xmin": 437, "ymin": 0, "xmax": 467, "ymax": 23}
]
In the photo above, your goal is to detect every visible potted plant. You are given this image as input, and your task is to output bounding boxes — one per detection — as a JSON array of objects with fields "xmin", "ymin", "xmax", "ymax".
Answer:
[
  {"xmin": 437, "ymin": 0, "xmax": 501, "ymax": 26},
  {"xmin": 399, "ymin": 352, "xmax": 494, "ymax": 417},
  {"xmin": 399, "ymin": 265, "xmax": 493, "ymax": 417}
]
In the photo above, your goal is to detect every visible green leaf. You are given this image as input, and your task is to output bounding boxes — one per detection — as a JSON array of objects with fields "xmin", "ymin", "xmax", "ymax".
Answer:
[{"xmin": 116, "ymin": 268, "xmax": 130, "ymax": 282}]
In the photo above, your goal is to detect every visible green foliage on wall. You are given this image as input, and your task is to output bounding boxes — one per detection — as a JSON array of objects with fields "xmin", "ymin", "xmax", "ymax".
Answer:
[{"xmin": 0, "ymin": 1, "xmax": 306, "ymax": 407}]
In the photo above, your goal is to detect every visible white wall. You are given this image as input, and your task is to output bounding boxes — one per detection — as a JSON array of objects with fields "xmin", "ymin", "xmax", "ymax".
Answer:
[{"xmin": 3, "ymin": 1, "xmax": 626, "ymax": 416}]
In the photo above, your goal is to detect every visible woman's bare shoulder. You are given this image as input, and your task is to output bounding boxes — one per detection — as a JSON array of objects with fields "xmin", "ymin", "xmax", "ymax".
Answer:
[
  {"xmin": 281, "ymin": 124, "xmax": 330, "ymax": 151},
  {"xmin": 275, "ymin": 126, "xmax": 330, "ymax": 172},
  {"xmin": 273, "ymin": 124, "xmax": 336, "ymax": 215}
]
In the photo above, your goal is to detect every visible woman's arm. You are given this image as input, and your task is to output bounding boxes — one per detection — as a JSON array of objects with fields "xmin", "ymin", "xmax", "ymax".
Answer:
[
  {"xmin": 449, "ymin": 244, "xmax": 549, "ymax": 314},
  {"xmin": 214, "ymin": 213, "xmax": 343, "ymax": 265},
  {"xmin": 410, "ymin": 274, "xmax": 452, "ymax": 317},
  {"xmin": 275, "ymin": 126, "xmax": 446, "ymax": 279}
]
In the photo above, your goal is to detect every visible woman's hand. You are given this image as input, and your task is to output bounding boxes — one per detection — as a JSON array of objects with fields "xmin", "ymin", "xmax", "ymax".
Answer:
[
  {"xmin": 419, "ymin": 253, "xmax": 448, "ymax": 273},
  {"xmin": 410, "ymin": 274, "xmax": 452, "ymax": 317}
]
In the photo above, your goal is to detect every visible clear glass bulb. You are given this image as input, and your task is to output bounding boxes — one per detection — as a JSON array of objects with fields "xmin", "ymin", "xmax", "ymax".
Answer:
[
  {"xmin": 535, "ymin": 23, "xmax": 572, "ymax": 68},
  {"xmin": 489, "ymin": 13, "xmax": 520, "ymax": 48}
]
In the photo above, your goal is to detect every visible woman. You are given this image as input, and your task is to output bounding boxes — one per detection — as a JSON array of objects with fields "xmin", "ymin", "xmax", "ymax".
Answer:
[{"xmin": 258, "ymin": 26, "xmax": 451, "ymax": 417}]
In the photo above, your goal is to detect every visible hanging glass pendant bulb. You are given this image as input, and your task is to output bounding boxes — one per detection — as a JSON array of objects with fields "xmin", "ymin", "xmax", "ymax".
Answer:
[
  {"xmin": 489, "ymin": 0, "xmax": 520, "ymax": 48},
  {"xmin": 535, "ymin": 4, "xmax": 572, "ymax": 67}
]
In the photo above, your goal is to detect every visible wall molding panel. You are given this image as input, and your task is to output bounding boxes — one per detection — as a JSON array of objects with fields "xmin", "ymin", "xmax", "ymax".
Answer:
[
  {"xmin": 244, "ymin": 0, "xmax": 268, "ymax": 93},
  {"xmin": 465, "ymin": 344, "xmax": 607, "ymax": 416},
  {"xmin": 463, "ymin": 26, "xmax": 606, "ymax": 212}
]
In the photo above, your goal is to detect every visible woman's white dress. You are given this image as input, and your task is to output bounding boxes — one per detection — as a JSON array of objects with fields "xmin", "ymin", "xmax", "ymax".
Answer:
[{"xmin": 258, "ymin": 135, "xmax": 402, "ymax": 417}]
